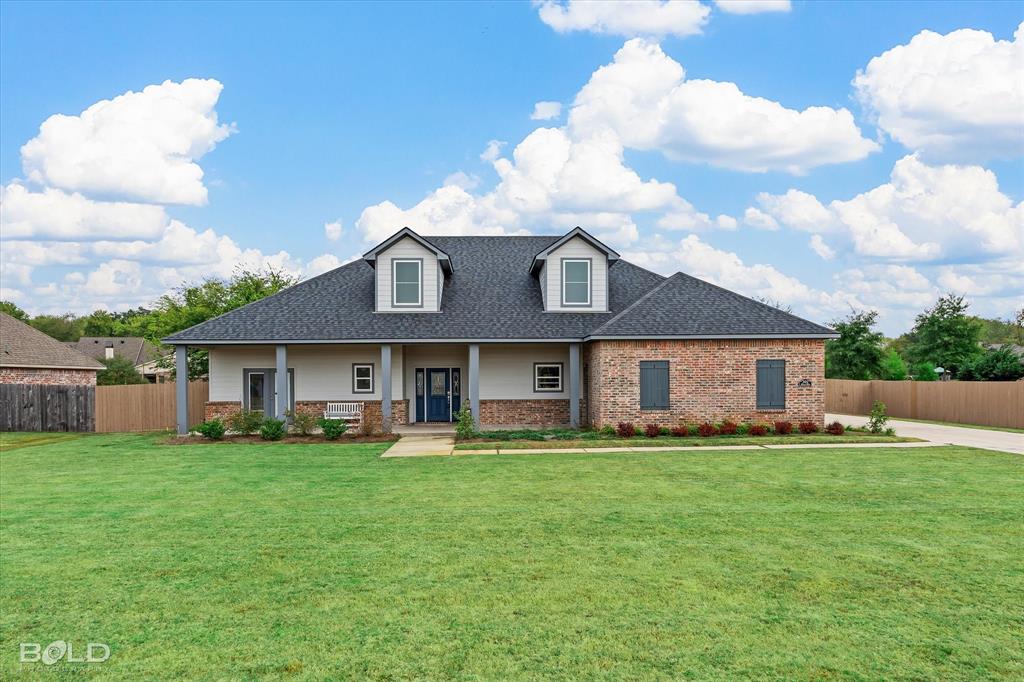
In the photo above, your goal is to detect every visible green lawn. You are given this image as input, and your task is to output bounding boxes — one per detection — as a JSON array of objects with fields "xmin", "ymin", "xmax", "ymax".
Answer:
[{"xmin": 2, "ymin": 434, "xmax": 1022, "ymax": 679}]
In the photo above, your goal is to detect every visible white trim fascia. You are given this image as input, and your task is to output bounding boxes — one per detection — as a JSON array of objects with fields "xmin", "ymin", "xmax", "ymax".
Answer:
[{"xmin": 0, "ymin": 363, "xmax": 102, "ymax": 371}]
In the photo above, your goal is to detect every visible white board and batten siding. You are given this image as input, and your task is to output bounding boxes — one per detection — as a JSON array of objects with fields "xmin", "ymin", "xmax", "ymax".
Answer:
[
  {"xmin": 543, "ymin": 236, "xmax": 608, "ymax": 312},
  {"xmin": 209, "ymin": 345, "xmax": 404, "ymax": 402},
  {"xmin": 375, "ymin": 236, "xmax": 441, "ymax": 312}
]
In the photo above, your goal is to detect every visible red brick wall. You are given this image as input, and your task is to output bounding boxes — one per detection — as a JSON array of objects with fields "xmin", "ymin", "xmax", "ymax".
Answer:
[
  {"xmin": 479, "ymin": 399, "xmax": 570, "ymax": 426},
  {"xmin": 205, "ymin": 401, "xmax": 241, "ymax": 421},
  {"xmin": 0, "ymin": 367, "xmax": 97, "ymax": 385},
  {"xmin": 587, "ymin": 339, "xmax": 825, "ymax": 428}
]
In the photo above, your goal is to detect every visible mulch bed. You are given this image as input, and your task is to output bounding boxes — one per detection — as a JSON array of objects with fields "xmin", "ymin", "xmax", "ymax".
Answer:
[{"xmin": 162, "ymin": 434, "xmax": 399, "ymax": 445}]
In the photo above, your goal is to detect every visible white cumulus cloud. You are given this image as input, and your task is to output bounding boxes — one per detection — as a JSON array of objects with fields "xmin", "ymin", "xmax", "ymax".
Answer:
[
  {"xmin": 536, "ymin": 0, "xmax": 710, "ymax": 38},
  {"xmin": 715, "ymin": 0, "xmax": 790, "ymax": 14},
  {"xmin": 752, "ymin": 154, "xmax": 1023, "ymax": 262},
  {"xmin": 569, "ymin": 39, "xmax": 878, "ymax": 173},
  {"xmin": 20, "ymin": 78, "xmax": 235, "ymax": 205},
  {"xmin": 854, "ymin": 23, "xmax": 1024, "ymax": 161},
  {"xmin": 0, "ymin": 183, "xmax": 169, "ymax": 240},
  {"xmin": 531, "ymin": 101, "xmax": 563, "ymax": 120},
  {"xmin": 324, "ymin": 219, "xmax": 343, "ymax": 241}
]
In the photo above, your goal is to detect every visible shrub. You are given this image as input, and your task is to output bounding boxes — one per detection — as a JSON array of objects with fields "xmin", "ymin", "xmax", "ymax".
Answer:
[
  {"xmin": 226, "ymin": 409, "xmax": 263, "ymax": 435},
  {"xmin": 773, "ymin": 420, "xmax": 793, "ymax": 435},
  {"xmin": 735, "ymin": 422, "xmax": 750, "ymax": 435},
  {"xmin": 260, "ymin": 418, "xmax": 286, "ymax": 441},
  {"xmin": 454, "ymin": 404, "xmax": 475, "ymax": 440},
  {"xmin": 644, "ymin": 423, "xmax": 661, "ymax": 438},
  {"xmin": 697, "ymin": 422, "xmax": 719, "ymax": 437},
  {"xmin": 825, "ymin": 421, "xmax": 845, "ymax": 436},
  {"xmin": 749, "ymin": 423, "xmax": 768, "ymax": 436},
  {"xmin": 616, "ymin": 422, "xmax": 636, "ymax": 438},
  {"xmin": 192, "ymin": 419, "xmax": 226, "ymax": 440},
  {"xmin": 867, "ymin": 400, "xmax": 889, "ymax": 434},
  {"xmin": 659, "ymin": 426, "xmax": 671, "ymax": 436},
  {"xmin": 719, "ymin": 420, "xmax": 738, "ymax": 435},
  {"xmin": 290, "ymin": 411, "xmax": 318, "ymax": 436},
  {"xmin": 317, "ymin": 418, "xmax": 349, "ymax": 440},
  {"xmin": 670, "ymin": 425, "xmax": 690, "ymax": 437},
  {"xmin": 798, "ymin": 421, "xmax": 819, "ymax": 434},
  {"xmin": 599, "ymin": 424, "xmax": 616, "ymax": 437}
]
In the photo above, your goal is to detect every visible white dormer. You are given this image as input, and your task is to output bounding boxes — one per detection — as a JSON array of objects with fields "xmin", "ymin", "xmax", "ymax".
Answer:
[
  {"xmin": 531, "ymin": 227, "xmax": 618, "ymax": 313},
  {"xmin": 363, "ymin": 228, "xmax": 452, "ymax": 313}
]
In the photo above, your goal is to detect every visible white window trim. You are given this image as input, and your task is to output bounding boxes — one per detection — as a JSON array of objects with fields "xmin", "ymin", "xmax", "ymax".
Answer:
[
  {"xmin": 392, "ymin": 259, "xmax": 422, "ymax": 307},
  {"xmin": 353, "ymin": 363, "xmax": 374, "ymax": 393},
  {"xmin": 561, "ymin": 258, "xmax": 591, "ymax": 307},
  {"xmin": 534, "ymin": 362, "xmax": 563, "ymax": 392}
]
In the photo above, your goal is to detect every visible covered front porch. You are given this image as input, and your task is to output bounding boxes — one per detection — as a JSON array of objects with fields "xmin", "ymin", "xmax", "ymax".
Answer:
[{"xmin": 174, "ymin": 342, "xmax": 582, "ymax": 434}]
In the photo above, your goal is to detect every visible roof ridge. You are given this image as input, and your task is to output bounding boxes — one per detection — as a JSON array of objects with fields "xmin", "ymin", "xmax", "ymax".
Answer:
[{"xmin": 589, "ymin": 272, "xmax": 682, "ymax": 336}]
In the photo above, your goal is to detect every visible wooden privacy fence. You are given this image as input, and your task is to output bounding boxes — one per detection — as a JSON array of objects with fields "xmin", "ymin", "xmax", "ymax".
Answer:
[
  {"xmin": 95, "ymin": 381, "xmax": 208, "ymax": 433},
  {"xmin": 0, "ymin": 384, "xmax": 96, "ymax": 432},
  {"xmin": 825, "ymin": 379, "xmax": 1024, "ymax": 429}
]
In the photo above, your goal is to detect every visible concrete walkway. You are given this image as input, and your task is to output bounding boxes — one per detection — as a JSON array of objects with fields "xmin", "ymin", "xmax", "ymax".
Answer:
[
  {"xmin": 381, "ymin": 435, "xmax": 454, "ymax": 457},
  {"xmin": 829, "ymin": 413, "xmax": 1023, "ymax": 455}
]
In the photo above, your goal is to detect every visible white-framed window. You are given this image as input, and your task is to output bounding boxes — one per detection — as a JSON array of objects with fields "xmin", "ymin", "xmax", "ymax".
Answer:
[
  {"xmin": 534, "ymin": 363, "xmax": 563, "ymax": 392},
  {"xmin": 353, "ymin": 363, "xmax": 374, "ymax": 393},
  {"xmin": 392, "ymin": 259, "xmax": 422, "ymax": 307},
  {"xmin": 562, "ymin": 259, "xmax": 591, "ymax": 306}
]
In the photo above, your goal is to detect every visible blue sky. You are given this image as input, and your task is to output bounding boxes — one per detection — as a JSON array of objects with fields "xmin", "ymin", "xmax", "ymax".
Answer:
[{"xmin": 1, "ymin": 0, "xmax": 1021, "ymax": 334}]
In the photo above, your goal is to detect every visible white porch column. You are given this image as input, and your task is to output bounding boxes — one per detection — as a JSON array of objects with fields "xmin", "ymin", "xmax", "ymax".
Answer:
[
  {"xmin": 569, "ymin": 342, "xmax": 581, "ymax": 428},
  {"xmin": 275, "ymin": 344, "xmax": 288, "ymax": 421},
  {"xmin": 468, "ymin": 343, "xmax": 480, "ymax": 430},
  {"xmin": 175, "ymin": 345, "xmax": 189, "ymax": 435},
  {"xmin": 381, "ymin": 344, "xmax": 392, "ymax": 433}
]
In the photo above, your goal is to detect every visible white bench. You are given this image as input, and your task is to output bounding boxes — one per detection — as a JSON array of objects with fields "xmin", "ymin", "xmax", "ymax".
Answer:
[{"xmin": 323, "ymin": 401, "xmax": 362, "ymax": 429}]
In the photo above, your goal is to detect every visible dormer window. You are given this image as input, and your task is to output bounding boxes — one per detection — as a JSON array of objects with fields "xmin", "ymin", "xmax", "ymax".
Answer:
[
  {"xmin": 562, "ymin": 259, "xmax": 591, "ymax": 306},
  {"xmin": 392, "ymin": 259, "xmax": 422, "ymax": 307}
]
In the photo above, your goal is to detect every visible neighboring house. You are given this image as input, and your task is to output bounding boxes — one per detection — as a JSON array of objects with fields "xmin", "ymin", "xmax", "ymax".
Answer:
[
  {"xmin": 1, "ymin": 313, "xmax": 104, "ymax": 385},
  {"xmin": 71, "ymin": 337, "xmax": 170, "ymax": 382},
  {"xmin": 164, "ymin": 227, "xmax": 837, "ymax": 434}
]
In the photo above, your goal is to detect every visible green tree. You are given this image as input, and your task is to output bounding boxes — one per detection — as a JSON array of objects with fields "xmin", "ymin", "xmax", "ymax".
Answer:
[
  {"xmin": 905, "ymin": 294, "xmax": 983, "ymax": 377},
  {"xmin": 825, "ymin": 310, "xmax": 885, "ymax": 380},
  {"xmin": 141, "ymin": 268, "xmax": 298, "ymax": 379},
  {"xmin": 0, "ymin": 300, "xmax": 29, "ymax": 320},
  {"xmin": 28, "ymin": 313, "xmax": 83, "ymax": 341},
  {"xmin": 958, "ymin": 347, "xmax": 1024, "ymax": 381},
  {"xmin": 97, "ymin": 355, "xmax": 147, "ymax": 385},
  {"xmin": 878, "ymin": 349, "xmax": 908, "ymax": 380},
  {"xmin": 910, "ymin": 361, "xmax": 937, "ymax": 381}
]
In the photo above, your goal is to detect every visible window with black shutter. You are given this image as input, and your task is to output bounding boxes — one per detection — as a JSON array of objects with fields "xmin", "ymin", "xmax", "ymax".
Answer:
[
  {"xmin": 756, "ymin": 359, "xmax": 786, "ymax": 409},
  {"xmin": 639, "ymin": 361, "xmax": 669, "ymax": 410}
]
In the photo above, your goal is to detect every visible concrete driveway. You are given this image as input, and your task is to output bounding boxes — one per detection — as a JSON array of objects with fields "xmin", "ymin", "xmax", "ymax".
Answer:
[{"xmin": 828, "ymin": 413, "xmax": 1024, "ymax": 455}]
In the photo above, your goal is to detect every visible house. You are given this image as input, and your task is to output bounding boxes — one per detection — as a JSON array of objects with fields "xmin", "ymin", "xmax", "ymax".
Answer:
[
  {"xmin": 71, "ymin": 337, "xmax": 171, "ymax": 383},
  {"xmin": 1, "ymin": 312, "xmax": 103, "ymax": 431},
  {"xmin": 1, "ymin": 313, "xmax": 104, "ymax": 385},
  {"xmin": 164, "ymin": 227, "xmax": 837, "ymax": 435}
]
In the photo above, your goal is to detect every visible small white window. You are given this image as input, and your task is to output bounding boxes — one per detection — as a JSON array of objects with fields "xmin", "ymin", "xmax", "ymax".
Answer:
[
  {"xmin": 534, "ymin": 363, "xmax": 563, "ymax": 392},
  {"xmin": 353, "ymin": 364, "xmax": 374, "ymax": 393},
  {"xmin": 393, "ymin": 259, "xmax": 422, "ymax": 307},
  {"xmin": 562, "ymin": 259, "xmax": 591, "ymax": 306}
]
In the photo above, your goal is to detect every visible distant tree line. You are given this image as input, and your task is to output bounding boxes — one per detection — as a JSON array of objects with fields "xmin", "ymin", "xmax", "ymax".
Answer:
[
  {"xmin": 825, "ymin": 295, "xmax": 1024, "ymax": 382},
  {"xmin": 1, "ymin": 268, "xmax": 296, "ymax": 380}
]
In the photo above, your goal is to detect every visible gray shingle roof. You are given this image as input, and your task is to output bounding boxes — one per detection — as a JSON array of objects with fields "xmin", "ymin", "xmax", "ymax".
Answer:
[
  {"xmin": 164, "ymin": 235, "xmax": 834, "ymax": 343},
  {"xmin": 590, "ymin": 272, "xmax": 836, "ymax": 337},
  {"xmin": 72, "ymin": 337, "xmax": 165, "ymax": 365},
  {"xmin": 0, "ymin": 313, "xmax": 104, "ymax": 370}
]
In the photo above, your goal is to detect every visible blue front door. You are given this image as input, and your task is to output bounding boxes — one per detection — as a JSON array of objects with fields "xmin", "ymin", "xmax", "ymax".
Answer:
[{"xmin": 427, "ymin": 368, "xmax": 450, "ymax": 422}]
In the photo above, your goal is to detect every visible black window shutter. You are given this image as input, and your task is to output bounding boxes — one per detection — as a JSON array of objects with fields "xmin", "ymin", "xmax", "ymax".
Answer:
[
  {"xmin": 756, "ymin": 359, "xmax": 786, "ymax": 409},
  {"xmin": 640, "ymin": 361, "xmax": 669, "ymax": 409}
]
